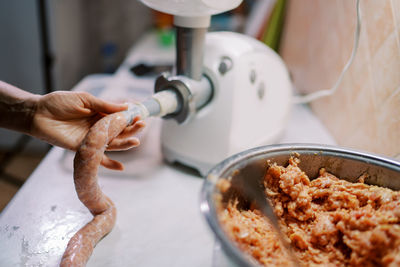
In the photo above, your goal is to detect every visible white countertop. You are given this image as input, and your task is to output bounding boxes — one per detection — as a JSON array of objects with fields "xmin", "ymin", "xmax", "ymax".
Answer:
[{"xmin": 0, "ymin": 33, "xmax": 335, "ymax": 267}]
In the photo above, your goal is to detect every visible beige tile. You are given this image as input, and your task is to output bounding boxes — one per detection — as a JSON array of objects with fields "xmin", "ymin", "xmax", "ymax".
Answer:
[
  {"xmin": 337, "ymin": 0, "xmax": 358, "ymax": 63},
  {"xmin": 340, "ymin": 79, "xmax": 379, "ymax": 154},
  {"xmin": 310, "ymin": 1, "xmax": 349, "ymax": 91},
  {"xmin": 346, "ymin": 85, "xmax": 377, "ymax": 130},
  {"xmin": 345, "ymin": 24, "xmax": 374, "ymax": 105},
  {"xmin": 281, "ymin": 0, "xmax": 318, "ymax": 92},
  {"xmin": 282, "ymin": 0, "xmax": 356, "ymax": 96},
  {"xmin": 342, "ymin": 41, "xmax": 376, "ymax": 133},
  {"xmin": 311, "ymin": 74, "xmax": 354, "ymax": 144},
  {"xmin": 341, "ymin": 112, "xmax": 380, "ymax": 154},
  {"xmin": 281, "ymin": 0, "xmax": 400, "ymax": 156},
  {"xmin": 392, "ymin": 0, "xmax": 400, "ymax": 21},
  {"xmin": 370, "ymin": 32, "xmax": 400, "ymax": 107},
  {"xmin": 332, "ymin": 0, "xmax": 366, "ymax": 106},
  {"xmin": 363, "ymin": 0, "xmax": 395, "ymax": 56},
  {"xmin": 301, "ymin": 0, "xmax": 365, "ymax": 144},
  {"xmin": 376, "ymin": 88, "xmax": 400, "ymax": 156},
  {"xmin": 391, "ymin": 0, "xmax": 400, "ymax": 52},
  {"xmin": 312, "ymin": 55, "xmax": 377, "ymax": 149},
  {"xmin": 0, "ymin": 180, "xmax": 19, "ymax": 212},
  {"xmin": 311, "ymin": 24, "xmax": 375, "ymax": 145}
]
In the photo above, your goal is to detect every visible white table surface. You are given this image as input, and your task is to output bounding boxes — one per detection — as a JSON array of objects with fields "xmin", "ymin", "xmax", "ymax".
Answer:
[{"xmin": 0, "ymin": 33, "xmax": 335, "ymax": 267}]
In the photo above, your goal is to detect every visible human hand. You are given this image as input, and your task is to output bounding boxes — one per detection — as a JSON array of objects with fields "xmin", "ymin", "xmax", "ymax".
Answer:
[{"xmin": 31, "ymin": 91, "xmax": 145, "ymax": 152}]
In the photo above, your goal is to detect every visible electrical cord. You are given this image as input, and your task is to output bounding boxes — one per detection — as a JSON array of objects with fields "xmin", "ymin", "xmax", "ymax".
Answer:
[{"xmin": 292, "ymin": 0, "xmax": 361, "ymax": 104}]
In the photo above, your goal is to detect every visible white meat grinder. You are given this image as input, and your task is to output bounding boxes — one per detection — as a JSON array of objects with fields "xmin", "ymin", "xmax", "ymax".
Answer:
[{"xmin": 129, "ymin": 0, "xmax": 292, "ymax": 175}]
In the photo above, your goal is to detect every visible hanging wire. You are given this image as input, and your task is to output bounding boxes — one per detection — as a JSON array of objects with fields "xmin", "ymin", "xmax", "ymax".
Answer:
[{"xmin": 292, "ymin": 0, "xmax": 361, "ymax": 104}]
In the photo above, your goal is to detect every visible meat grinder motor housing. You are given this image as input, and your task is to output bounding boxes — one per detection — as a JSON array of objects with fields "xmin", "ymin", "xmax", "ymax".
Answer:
[
  {"xmin": 160, "ymin": 32, "xmax": 292, "ymax": 175},
  {"xmin": 141, "ymin": 1, "xmax": 292, "ymax": 175}
]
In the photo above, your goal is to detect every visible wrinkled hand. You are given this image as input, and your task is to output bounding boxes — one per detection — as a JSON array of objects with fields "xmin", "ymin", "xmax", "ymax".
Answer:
[{"xmin": 31, "ymin": 91, "xmax": 145, "ymax": 155}]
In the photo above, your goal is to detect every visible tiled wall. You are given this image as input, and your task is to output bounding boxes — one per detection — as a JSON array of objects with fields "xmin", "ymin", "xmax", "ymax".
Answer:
[{"xmin": 281, "ymin": 0, "xmax": 400, "ymax": 159}]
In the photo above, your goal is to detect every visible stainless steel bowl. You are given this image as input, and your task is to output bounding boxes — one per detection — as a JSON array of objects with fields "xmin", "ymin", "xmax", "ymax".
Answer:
[{"xmin": 200, "ymin": 144, "xmax": 400, "ymax": 267}]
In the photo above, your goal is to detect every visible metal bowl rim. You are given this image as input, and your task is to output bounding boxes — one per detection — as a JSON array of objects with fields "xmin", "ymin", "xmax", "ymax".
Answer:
[{"xmin": 200, "ymin": 143, "xmax": 400, "ymax": 267}]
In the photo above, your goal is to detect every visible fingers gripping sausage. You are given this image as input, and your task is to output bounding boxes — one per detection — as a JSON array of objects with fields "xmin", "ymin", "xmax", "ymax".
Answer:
[{"xmin": 60, "ymin": 112, "xmax": 129, "ymax": 266}]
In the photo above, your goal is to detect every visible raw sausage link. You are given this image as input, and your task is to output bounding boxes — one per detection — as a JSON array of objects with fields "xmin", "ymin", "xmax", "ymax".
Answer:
[{"xmin": 60, "ymin": 112, "xmax": 129, "ymax": 267}]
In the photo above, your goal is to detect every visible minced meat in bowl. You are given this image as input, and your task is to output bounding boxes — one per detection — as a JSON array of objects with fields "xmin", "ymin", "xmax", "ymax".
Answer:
[{"xmin": 201, "ymin": 144, "xmax": 400, "ymax": 267}]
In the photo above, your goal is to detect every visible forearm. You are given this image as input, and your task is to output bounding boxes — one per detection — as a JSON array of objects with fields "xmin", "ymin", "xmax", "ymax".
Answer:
[{"xmin": 0, "ymin": 81, "xmax": 39, "ymax": 134}]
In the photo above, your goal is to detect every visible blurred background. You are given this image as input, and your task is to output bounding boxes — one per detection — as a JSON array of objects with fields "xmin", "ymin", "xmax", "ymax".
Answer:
[
  {"xmin": 0, "ymin": 0, "xmax": 276, "ymax": 210},
  {"xmin": 0, "ymin": 0, "xmax": 153, "ymax": 210},
  {"xmin": 0, "ymin": 0, "xmax": 399, "ymax": 211}
]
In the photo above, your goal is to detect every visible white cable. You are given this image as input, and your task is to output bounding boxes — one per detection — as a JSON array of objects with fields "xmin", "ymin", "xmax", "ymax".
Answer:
[{"xmin": 292, "ymin": 0, "xmax": 361, "ymax": 104}]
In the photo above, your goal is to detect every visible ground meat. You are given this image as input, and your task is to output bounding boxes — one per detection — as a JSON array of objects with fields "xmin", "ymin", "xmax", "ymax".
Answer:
[{"xmin": 219, "ymin": 158, "xmax": 400, "ymax": 266}]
